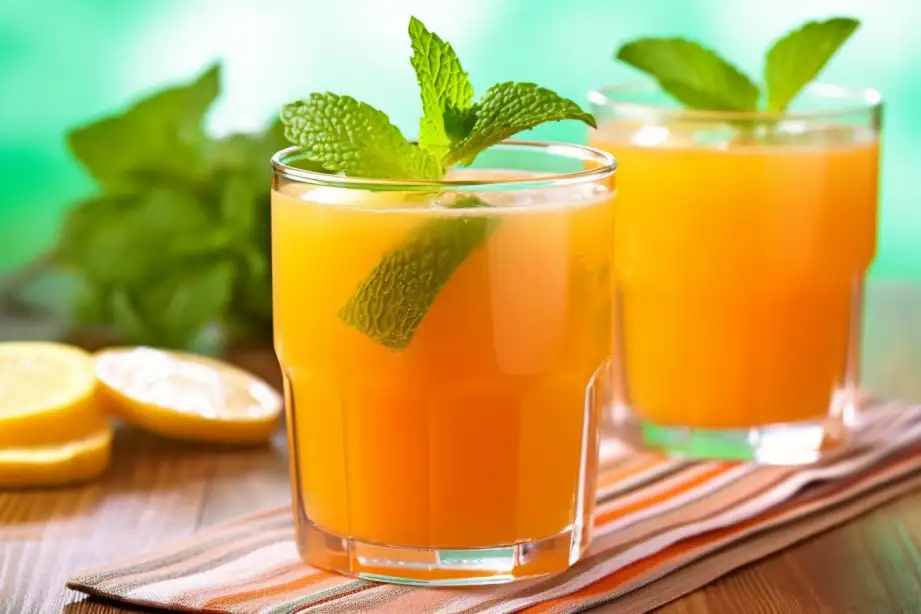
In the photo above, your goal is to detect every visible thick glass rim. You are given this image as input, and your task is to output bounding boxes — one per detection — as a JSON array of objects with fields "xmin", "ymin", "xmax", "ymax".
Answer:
[
  {"xmin": 588, "ymin": 80, "xmax": 882, "ymax": 122},
  {"xmin": 271, "ymin": 140, "xmax": 616, "ymax": 191}
]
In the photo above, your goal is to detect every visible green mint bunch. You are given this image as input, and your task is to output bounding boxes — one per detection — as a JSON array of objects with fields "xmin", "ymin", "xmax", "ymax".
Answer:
[
  {"xmin": 615, "ymin": 17, "xmax": 860, "ymax": 113},
  {"xmin": 280, "ymin": 17, "xmax": 596, "ymax": 350},
  {"xmin": 56, "ymin": 64, "xmax": 289, "ymax": 350}
]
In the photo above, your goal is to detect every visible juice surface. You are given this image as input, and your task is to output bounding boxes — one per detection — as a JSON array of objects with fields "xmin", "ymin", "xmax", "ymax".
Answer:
[
  {"xmin": 591, "ymin": 127, "xmax": 878, "ymax": 429},
  {"xmin": 272, "ymin": 172, "xmax": 613, "ymax": 548}
]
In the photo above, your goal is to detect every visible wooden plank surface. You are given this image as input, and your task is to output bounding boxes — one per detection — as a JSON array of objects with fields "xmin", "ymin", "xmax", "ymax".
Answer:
[{"xmin": 1, "ymin": 282, "xmax": 920, "ymax": 614}]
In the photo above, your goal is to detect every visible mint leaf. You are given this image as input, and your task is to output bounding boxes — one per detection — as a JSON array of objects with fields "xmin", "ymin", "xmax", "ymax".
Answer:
[
  {"xmin": 158, "ymin": 262, "xmax": 236, "ymax": 347},
  {"xmin": 56, "ymin": 183, "xmax": 244, "ymax": 350},
  {"xmin": 206, "ymin": 116, "xmax": 289, "ymax": 338},
  {"xmin": 111, "ymin": 262, "xmax": 235, "ymax": 348},
  {"xmin": 339, "ymin": 198, "xmax": 497, "ymax": 350},
  {"xmin": 206, "ymin": 118, "xmax": 287, "ymax": 176},
  {"xmin": 765, "ymin": 18, "xmax": 859, "ymax": 112},
  {"xmin": 281, "ymin": 93, "xmax": 442, "ymax": 180},
  {"xmin": 616, "ymin": 39, "xmax": 759, "ymax": 112},
  {"xmin": 443, "ymin": 105, "xmax": 478, "ymax": 142},
  {"xmin": 218, "ymin": 171, "xmax": 274, "ymax": 328},
  {"xmin": 74, "ymin": 283, "xmax": 116, "ymax": 328},
  {"xmin": 68, "ymin": 63, "xmax": 220, "ymax": 189},
  {"xmin": 56, "ymin": 188, "xmax": 214, "ymax": 285},
  {"xmin": 220, "ymin": 174, "xmax": 259, "ymax": 237},
  {"xmin": 111, "ymin": 289, "xmax": 153, "ymax": 346},
  {"xmin": 444, "ymin": 82, "xmax": 596, "ymax": 166},
  {"xmin": 234, "ymin": 247, "xmax": 273, "ymax": 322},
  {"xmin": 409, "ymin": 16, "xmax": 475, "ymax": 158}
]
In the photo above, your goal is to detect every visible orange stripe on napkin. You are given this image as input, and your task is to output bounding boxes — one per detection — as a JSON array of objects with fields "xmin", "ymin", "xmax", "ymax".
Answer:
[{"xmin": 594, "ymin": 464, "xmax": 733, "ymax": 526}]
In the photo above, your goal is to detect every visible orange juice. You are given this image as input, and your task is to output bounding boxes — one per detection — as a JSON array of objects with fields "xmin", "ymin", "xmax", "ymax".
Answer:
[
  {"xmin": 272, "ymin": 147, "xmax": 615, "ymax": 582},
  {"xmin": 591, "ymin": 125, "xmax": 878, "ymax": 434}
]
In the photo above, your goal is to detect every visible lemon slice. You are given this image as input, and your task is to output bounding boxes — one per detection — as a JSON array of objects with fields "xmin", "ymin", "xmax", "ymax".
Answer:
[
  {"xmin": 95, "ymin": 347, "xmax": 282, "ymax": 445},
  {"xmin": 0, "ymin": 421, "xmax": 113, "ymax": 488},
  {"xmin": 0, "ymin": 342, "xmax": 104, "ymax": 447}
]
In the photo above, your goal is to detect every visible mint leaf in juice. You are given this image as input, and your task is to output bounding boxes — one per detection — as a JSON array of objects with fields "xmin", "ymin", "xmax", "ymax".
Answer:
[
  {"xmin": 338, "ymin": 198, "xmax": 498, "ymax": 350},
  {"xmin": 279, "ymin": 17, "xmax": 594, "ymax": 350}
]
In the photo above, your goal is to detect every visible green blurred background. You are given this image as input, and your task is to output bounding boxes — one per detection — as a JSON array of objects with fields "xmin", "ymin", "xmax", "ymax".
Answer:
[{"xmin": 1, "ymin": 0, "xmax": 919, "ymax": 277}]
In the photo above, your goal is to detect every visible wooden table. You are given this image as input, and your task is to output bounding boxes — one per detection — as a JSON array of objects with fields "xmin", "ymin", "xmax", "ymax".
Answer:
[{"xmin": 2, "ymin": 283, "xmax": 920, "ymax": 614}]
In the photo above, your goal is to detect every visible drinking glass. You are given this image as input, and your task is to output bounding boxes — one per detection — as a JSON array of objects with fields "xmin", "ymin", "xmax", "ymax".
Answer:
[
  {"xmin": 271, "ymin": 141, "xmax": 616, "ymax": 584},
  {"xmin": 589, "ymin": 81, "xmax": 881, "ymax": 464}
]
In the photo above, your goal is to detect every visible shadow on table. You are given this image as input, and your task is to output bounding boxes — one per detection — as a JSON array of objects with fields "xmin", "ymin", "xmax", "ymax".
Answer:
[
  {"xmin": 0, "ymin": 483, "xmax": 107, "ymax": 539},
  {"xmin": 94, "ymin": 421, "xmax": 289, "ymax": 493}
]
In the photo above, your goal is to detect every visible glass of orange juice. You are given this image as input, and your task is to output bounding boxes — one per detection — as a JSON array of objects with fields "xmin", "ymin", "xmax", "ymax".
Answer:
[
  {"xmin": 590, "ymin": 81, "xmax": 881, "ymax": 464},
  {"xmin": 271, "ymin": 141, "xmax": 616, "ymax": 585}
]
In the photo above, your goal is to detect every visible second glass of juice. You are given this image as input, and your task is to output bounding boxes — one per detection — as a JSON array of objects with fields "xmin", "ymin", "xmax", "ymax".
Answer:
[
  {"xmin": 272, "ymin": 142, "xmax": 616, "ymax": 585},
  {"xmin": 590, "ymin": 81, "xmax": 881, "ymax": 464}
]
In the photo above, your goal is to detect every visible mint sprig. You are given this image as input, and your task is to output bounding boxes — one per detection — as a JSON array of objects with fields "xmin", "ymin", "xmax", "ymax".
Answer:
[
  {"xmin": 281, "ymin": 18, "xmax": 593, "ymax": 179},
  {"xmin": 615, "ymin": 17, "xmax": 860, "ymax": 113},
  {"xmin": 280, "ymin": 17, "xmax": 595, "ymax": 350}
]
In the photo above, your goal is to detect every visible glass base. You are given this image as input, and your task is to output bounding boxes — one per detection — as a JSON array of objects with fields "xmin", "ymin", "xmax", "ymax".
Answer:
[
  {"xmin": 295, "ymin": 516, "xmax": 587, "ymax": 586},
  {"xmin": 612, "ymin": 410, "xmax": 851, "ymax": 465}
]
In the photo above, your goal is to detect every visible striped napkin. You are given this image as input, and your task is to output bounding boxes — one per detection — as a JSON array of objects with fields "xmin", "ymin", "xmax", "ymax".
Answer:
[{"xmin": 68, "ymin": 401, "xmax": 921, "ymax": 614}]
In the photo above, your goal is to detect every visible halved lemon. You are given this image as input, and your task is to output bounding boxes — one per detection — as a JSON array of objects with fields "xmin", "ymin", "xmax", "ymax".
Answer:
[
  {"xmin": 0, "ymin": 421, "xmax": 113, "ymax": 488},
  {"xmin": 95, "ymin": 347, "xmax": 282, "ymax": 445},
  {"xmin": 0, "ymin": 342, "xmax": 105, "ymax": 447}
]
